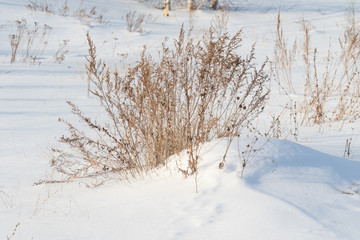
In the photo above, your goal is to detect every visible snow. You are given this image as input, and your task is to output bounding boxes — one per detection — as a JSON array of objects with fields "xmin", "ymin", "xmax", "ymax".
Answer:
[{"xmin": 1, "ymin": 0, "xmax": 360, "ymax": 239}]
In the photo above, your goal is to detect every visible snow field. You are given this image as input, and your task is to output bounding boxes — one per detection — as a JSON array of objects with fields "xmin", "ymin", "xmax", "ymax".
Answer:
[{"xmin": 1, "ymin": 0, "xmax": 360, "ymax": 239}]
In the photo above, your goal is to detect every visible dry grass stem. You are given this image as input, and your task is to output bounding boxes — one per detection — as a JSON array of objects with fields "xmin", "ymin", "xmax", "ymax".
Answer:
[
  {"xmin": 6, "ymin": 222, "xmax": 20, "ymax": 240},
  {"xmin": 274, "ymin": 12, "xmax": 297, "ymax": 94}
]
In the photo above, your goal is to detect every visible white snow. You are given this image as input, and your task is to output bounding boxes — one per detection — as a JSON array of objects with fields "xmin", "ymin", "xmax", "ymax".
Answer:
[{"xmin": 1, "ymin": 0, "xmax": 360, "ymax": 239}]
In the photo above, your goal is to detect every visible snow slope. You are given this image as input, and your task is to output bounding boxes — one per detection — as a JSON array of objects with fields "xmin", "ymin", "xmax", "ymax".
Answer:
[{"xmin": 1, "ymin": 0, "xmax": 360, "ymax": 239}]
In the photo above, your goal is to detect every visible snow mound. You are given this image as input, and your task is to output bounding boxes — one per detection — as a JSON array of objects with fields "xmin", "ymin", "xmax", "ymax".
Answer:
[
  {"xmin": 195, "ymin": 138, "xmax": 360, "ymax": 239},
  {"xmin": 243, "ymin": 138, "xmax": 360, "ymax": 185},
  {"xmin": 197, "ymin": 137, "xmax": 360, "ymax": 185}
]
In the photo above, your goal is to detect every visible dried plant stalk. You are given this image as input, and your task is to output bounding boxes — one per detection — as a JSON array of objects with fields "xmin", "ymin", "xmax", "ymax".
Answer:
[
  {"xmin": 300, "ymin": 10, "xmax": 360, "ymax": 125},
  {"xmin": 274, "ymin": 12, "xmax": 297, "ymax": 94},
  {"xmin": 9, "ymin": 19, "xmax": 51, "ymax": 64}
]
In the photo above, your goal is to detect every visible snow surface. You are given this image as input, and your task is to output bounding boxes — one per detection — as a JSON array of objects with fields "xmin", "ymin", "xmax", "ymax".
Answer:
[{"xmin": 1, "ymin": 0, "xmax": 360, "ymax": 239}]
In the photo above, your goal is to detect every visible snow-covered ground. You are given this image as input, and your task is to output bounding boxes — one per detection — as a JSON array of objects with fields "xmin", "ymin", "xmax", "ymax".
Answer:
[{"xmin": 1, "ymin": 0, "xmax": 360, "ymax": 239}]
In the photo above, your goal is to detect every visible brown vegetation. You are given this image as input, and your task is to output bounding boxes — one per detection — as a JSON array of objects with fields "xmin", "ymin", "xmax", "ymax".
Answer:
[{"xmin": 50, "ymin": 26, "xmax": 270, "ymax": 182}]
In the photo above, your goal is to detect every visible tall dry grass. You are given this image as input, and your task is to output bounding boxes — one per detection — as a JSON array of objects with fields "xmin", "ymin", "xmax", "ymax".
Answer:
[
  {"xmin": 274, "ymin": 9, "xmax": 360, "ymax": 126},
  {"xmin": 9, "ymin": 19, "xmax": 52, "ymax": 64},
  {"xmin": 273, "ymin": 12, "xmax": 297, "ymax": 95},
  {"xmin": 332, "ymin": 6, "xmax": 360, "ymax": 123},
  {"xmin": 300, "ymin": 13, "xmax": 360, "ymax": 125}
]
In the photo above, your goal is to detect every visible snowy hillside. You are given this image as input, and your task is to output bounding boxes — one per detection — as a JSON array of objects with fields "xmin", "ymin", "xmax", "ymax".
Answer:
[{"xmin": 1, "ymin": 0, "xmax": 360, "ymax": 239}]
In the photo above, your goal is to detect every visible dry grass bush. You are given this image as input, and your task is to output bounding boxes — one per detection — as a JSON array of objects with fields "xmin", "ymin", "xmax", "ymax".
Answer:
[
  {"xmin": 300, "ymin": 15, "xmax": 360, "ymax": 125},
  {"xmin": 332, "ymin": 6, "xmax": 360, "ymax": 123},
  {"xmin": 73, "ymin": 5, "xmax": 107, "ymax": 25},
  {"xmin": 140, "ymin": 0, "xmax": 227, "ymax": 11},
  {"xmin": 125, "ymin": 11, "xmax": 157, "ymax": 33},
  {"xmin": 50, "ymin": 26, "xmax": 270, "ymax": 182},
  {"xmin": 9, "ymin": 20, "xmax": 26, "ymax": 63},
  {"xmin": 27, "ymin": 0, "xmax": 55, "ymax": 14},
  {"xmin": 126, "ymin": 11, "xmax": 145, "ymax": 33},
  {"xmin": 27, "ymin": 0, "xmax": 107, "ymax": 25},
  {"xmin": 58, "ymin": 0, "xmax": 70, "ymax": 16},
  {"xmin": 274, "ymin": 9, "xmax": 360, "ymax": 126},
  {"xmin": 299, "ymin": 20, "xmax": 339, "ymax": 125},
  {"xmin": 9, "ymin": 19, "xmax": 52, "ymax": 64},
  {"xmin": 300, "ymin": 43, "xmax": 337, "ymax": 125},
  {"xmin": 340, "ymin": 5, "xmax": 360, "ymax": 72},
  {"xmin": 52, "ymin": 39, "xmax": 69, "ymax": 63}
]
